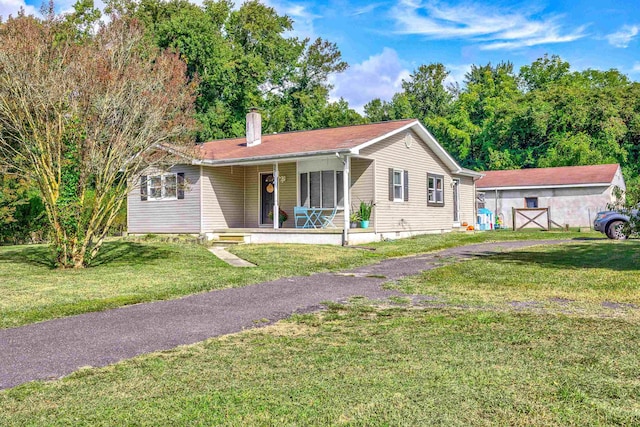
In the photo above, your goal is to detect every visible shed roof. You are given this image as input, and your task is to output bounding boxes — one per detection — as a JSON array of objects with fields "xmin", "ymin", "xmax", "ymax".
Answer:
[{"xmin": 476, "ymin": 164, "xmax": 620, "ymax": 189}]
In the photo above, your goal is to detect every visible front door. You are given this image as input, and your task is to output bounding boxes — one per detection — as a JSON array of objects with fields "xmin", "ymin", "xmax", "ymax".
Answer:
[
  {"xmin": 453, "ymin": 179, "xmax": 460, "ymax": 223},
  {"xmin": 260, "ymin": 173, "xmax": 274, "ymax": 225}
]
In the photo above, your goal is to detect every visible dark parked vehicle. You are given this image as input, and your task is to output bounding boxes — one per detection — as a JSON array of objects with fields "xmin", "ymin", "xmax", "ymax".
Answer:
[{"xmin": 593, "ymin": 208, "xmax": 638, "ymax": 240}]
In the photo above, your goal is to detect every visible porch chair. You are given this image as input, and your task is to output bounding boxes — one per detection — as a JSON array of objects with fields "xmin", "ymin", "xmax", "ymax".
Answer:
[
  {"xmin": 320, "ymin": 207, "xmax": 338, "ymax": 228},
  {"xmin": 294, "ymin": 206, "xmax": 312, "ymax": 228}
]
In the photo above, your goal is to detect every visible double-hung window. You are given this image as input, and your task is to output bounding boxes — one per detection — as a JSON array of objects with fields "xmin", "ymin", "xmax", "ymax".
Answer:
[
  {"xmin": 393, "ymin": 169, "xmax": 403, "ymax": 201},
  {"xmin": 427, "ymin": 173, "xmax": 444, "ymax": 206},
  {"xmin": 299, "ymin": 170, "xmax": 344, "ymax": 208},
  {"xmin": 388, "ymin": 168, "xmax": 409, "ymax": 202},
  {"xmin": 141, "ymin": 173, "xmax": 184, "ymax": 201}
]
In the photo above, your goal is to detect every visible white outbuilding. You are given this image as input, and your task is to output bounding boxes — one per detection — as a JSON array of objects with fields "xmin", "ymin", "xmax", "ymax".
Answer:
[{"xmin": 476, "ymin": 164, "xmax": 626, "ymax": 229}]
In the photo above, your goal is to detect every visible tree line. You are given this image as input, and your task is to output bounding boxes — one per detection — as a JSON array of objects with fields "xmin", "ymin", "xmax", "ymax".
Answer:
[{"xmin": 0, "ymin": 0, "xmax": 638, "ymax": 261}]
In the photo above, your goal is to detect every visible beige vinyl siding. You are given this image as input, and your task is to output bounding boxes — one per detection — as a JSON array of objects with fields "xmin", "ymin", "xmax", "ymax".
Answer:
[
  {"xmin": 127, "ymin": 164, "xmax": 201, "ymax": 234},
  {"xmin": 201, "ymin": 165, "xmax": 245, "ymax": 231},
  {"xmin": 455, "ymin": 175, "xmax": 476, "ymax": 226},
  {"xmin": 350, "ymin": 158, "xmax": 375, "ymax": 225},
  {"xmin": 361, "ymin": 129, "xmax": 458, "ymax": 233},
  {"xmin": 243, "ymin": 163, "xmax": 297, "ymax": 228}
]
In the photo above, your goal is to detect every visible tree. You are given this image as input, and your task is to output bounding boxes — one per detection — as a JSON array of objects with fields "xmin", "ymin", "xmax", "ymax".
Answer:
[
  {"xmin": 402, "ymin": 63, "xmax": 452, "ymax": 121},
  {"xmin": 0, "ymin": 12, "xmax": 196, "ymax": 268},
  {"xmin": 0, "ymin": 170, "xmax": 47, "ymax": 244},
  {"xmin": 118, "ymin": 0, "xmax": 351, "ymax": 139},
  {"xmin": 519, "ymin": 54, "xmax": 570, "ymax": 92}
]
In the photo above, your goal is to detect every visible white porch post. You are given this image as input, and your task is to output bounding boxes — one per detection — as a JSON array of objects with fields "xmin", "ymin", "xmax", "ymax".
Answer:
[
  {"xmin": 273, "ymin": 162, "xmax": 279, "ymax": 229},
  {"xmin": 342, "ymin": 155, "xmax": 350, "ymax": 246}
]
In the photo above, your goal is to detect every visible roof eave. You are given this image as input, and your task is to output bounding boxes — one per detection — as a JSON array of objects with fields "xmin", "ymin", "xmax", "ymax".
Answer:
[
  {"xmin": 478, "ymin": 182, "xmax": 613, "ymax": 191},
  {"xmin": 193, "ymin": 148, "xmax": 353, "ymax": 166},
  {"xmin": 454, "ymin": 168, "xmax": 484, "ymax": 178}
]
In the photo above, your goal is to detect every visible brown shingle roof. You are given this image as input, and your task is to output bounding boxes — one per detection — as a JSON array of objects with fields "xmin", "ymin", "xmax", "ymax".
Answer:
[
  {"xmin": 197, "ymin": 119, "xmax": 417, "ymax": 161},
  {"xmin": 476, "ymin": 164, "xmax": 619, "ymax": 189}
]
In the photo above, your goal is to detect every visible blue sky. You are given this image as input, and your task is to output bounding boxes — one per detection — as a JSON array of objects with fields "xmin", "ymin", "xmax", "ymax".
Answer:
[
  {"xmin": 270, "ymin": 0, "xmax": 640, "ymax": 110},
  {"xmin": 4, "ymin": 0, "xmax": 640, "ymax": 111}
]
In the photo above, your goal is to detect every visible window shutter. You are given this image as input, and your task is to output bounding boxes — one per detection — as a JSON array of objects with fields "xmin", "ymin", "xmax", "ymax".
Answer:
[
  {"xmin": 140, "ymin": 176, "xmax": 147, "ymax": 201},
  {"xmin": 388, "ymin": 168, "xmax": 394, "ymax": 201},
  {"xmin": 177, "ymin": 173, "xmax": 185, "ymax": 200},
  {"xmin": 403, "ymin": 170, "xmax": 409, "ymax": 201}
]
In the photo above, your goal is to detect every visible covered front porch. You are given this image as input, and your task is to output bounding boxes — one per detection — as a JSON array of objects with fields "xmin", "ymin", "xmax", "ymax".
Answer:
[{"xmin": 200, "ymin": 154, "xmax": 375, "ymax": 245}]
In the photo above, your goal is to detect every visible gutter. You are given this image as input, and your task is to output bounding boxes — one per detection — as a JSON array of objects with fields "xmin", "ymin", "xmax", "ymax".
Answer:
[
  {"xmin": 478, "ymin": 183, "xmax": 611, "ymax": 191},
  {"xmin": 192, "ymin": 149, "xmax": 353, "ymax": 167},
  {"xmin": 454, "ymin": 169, "xmax": 484, "ymax": 178}
]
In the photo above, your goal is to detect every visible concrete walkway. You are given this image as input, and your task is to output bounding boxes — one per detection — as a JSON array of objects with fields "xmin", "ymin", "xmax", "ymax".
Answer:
[
  {"xmin": 0, "ymin": 239, "xmax": 569, "ymax": 389},
  {"xmin": 208, "ymin": 246, "xmax": 256, "ymax": 267}
]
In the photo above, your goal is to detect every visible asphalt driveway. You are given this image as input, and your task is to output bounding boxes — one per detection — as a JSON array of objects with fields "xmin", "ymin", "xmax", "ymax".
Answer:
[{"xmin": 0, "ymin": 239, "xmax": 569, "ymax": 389}]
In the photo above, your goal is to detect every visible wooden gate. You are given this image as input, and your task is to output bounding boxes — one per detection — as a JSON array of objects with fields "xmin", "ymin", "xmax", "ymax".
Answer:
[{"xmin": 512, "ymin": 207, "xmax": 551, "ymax": 230}]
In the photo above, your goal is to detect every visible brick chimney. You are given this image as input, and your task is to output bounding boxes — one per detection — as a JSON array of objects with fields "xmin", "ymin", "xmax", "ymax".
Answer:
[{"xmin": 246, "ymin": 108, "xmax": 261, "ymax": 147}]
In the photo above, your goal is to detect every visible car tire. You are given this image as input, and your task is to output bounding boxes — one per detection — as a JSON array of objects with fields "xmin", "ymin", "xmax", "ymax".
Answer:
[{"xmin": 606, "ymin": 220, "xmax": 629, "ymax": 240}]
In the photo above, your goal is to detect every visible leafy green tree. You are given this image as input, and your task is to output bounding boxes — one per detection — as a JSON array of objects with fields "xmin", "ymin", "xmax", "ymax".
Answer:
[
  {"xmin": 0, "ymin": 172, "xmax": 48, "ymax": 244},
  {"xmin": 402, "ymin": 63, "xmax": 452, "ymax": 121},
  {"xmin": 519, "ymin": 54, "xmax": 571, "ymax": 92},
  {"xmin": 363, "ymin": 93, "xmax": 414, "ymax": 123},
  {"xmin": 115, "ymin": 0, "xmax": 351, "ymax": 140}
]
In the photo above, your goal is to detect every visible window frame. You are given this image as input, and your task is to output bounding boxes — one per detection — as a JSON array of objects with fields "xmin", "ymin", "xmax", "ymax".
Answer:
[
  {"xmin": 525, "ymin": 197, "xmax": 538, "ymax": 208},
  {"xmin": 147, "ymin": 173, "xmax": 178, "ymax": 201},
  {"xmin": 298, "ymin": 170, "xmax": 344, "ymax": 209},
  {"xmin": 392, "ymin": 169, "xmax": 404, "ymax": 202},
  {"xmin": 427, "ymin": 173, "xmax": 445, "ymax": 206}
]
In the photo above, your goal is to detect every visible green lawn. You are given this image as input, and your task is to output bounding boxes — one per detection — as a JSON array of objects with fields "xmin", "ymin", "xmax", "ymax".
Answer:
[
  {"xmin": 392, "ymin": 240, "xmax": 640, "ymax": 318},
  {"xmin": 1, "ymin": 298, "xmax": 638, "ymax": 424},
  {"xmin": 0, "ymin": 229, "xmax": 590, "ymax": 329},
  {"xmin": 1, "ymin": 236, "xmax": 639, "ymax": 425}
]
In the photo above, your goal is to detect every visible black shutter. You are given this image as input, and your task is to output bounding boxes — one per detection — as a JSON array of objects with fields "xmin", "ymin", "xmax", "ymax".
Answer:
[
  {"xmin": 140, "ymin": 176, "xmax": 147, "ymax": 201},
  {"xmin": 177, "ymin": 173, "xmax": 185, "ymax": 199},
  {"xmin": 403, "ymin": 170, "xmax": 409, "ymax": 201},
  {"xmin": 388, "ymin": 168, "xmax": 394, "ymax": 201}
]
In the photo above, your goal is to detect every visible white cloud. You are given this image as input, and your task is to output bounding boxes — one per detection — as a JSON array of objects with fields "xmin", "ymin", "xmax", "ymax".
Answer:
[
  {"xmin": 391, "ymin": 0, "xmax": 586, "ymax": 50},
  {"xmin": 352, "ymin": 2, "xmax": 385, "ymax": 16},
  {"xmin": 264, "ymin": 0, "xmax": 320, "ymax": 39},
  {"xmin": 631, "ymin": 62, "xmax": 640, "ymax": 74},
  {"xmin": 330, "ymin": 47, "xmax": 410, "ymax": 113},
  {"xmin": 606, "ymin": 25, "xmax": 639, "ymax": 48},
  {"xmin": 0, "ymin": 0, "xmax": 39, "ymax": 19}
]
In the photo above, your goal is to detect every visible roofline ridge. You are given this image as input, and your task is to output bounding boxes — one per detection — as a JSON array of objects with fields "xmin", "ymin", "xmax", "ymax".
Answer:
[{"xmin": 198, "ymin": 118, "xmax": 419, "ymax": 145}]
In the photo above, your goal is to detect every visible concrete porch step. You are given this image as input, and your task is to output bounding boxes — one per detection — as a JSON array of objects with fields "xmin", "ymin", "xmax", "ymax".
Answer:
[
  {"xmin": 216, "ymin": 234, "xmax": 248, "ymax": 243},
  {"xmin": 208, "ymin": 240, "xmax": 242, "ymax": 246}
]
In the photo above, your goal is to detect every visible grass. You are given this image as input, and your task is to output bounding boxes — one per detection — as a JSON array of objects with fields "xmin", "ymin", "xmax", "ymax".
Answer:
[
  {"xmin": 0, "ymin": 308, "xmax": 638, "ymax": 425},
  {"xmin": 1, "ymin": 233, "xmax": 639, "ymax": 425},
  {"xmin": 0, "ymin": 229, "xmax": 591, "ymax": 329},
  {"xmin": 392, "ymin": 240, "xmax": 640, "ymax": 318}
]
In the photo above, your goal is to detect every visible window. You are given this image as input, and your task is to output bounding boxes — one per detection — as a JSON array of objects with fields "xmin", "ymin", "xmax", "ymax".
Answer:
[
  {"xmin": 388, "ymin": 168, "xmax": 409, "ymax": 202},
  {"xmin": 299, "ymin": 170, "xmax": 344, "ymax": 208},
  {"xmin": 141, "ymin": 173, "xmax": 184, "ymax": 201},
  {"xmin": 393, "ymin": 170, "xmax": 403, "ymax": 201},
  {"xmin": 428, "ymin": 173, "xmax": 444, "ymax": 206},
  {"xmin": 525, "ymin": 197, "xmax": 538, "ymax": 208}
]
